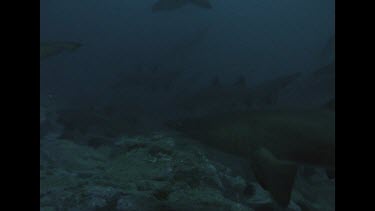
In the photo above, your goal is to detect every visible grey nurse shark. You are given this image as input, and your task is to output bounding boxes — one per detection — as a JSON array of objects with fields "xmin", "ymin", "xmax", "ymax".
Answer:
[
  {"xmin": 167, "ymin": 109, "xmax": 335, "ymax": 207},
  {"xmin": 40, "ymin": 42, "xmax": 82, "ymax": 60}
]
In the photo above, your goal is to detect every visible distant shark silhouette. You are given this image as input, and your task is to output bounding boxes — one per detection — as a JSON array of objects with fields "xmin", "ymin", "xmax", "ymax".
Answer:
[
  {"xmin": 167, "ymin": 110, "xmax": 335, "ymax": 207},
  {"xmin": 152, "ymin": 0, "xmax": 212, "ymax": 12},
  {"xmin": 40, "ymin": 42, "xmax": 82, "ymax": 60}
]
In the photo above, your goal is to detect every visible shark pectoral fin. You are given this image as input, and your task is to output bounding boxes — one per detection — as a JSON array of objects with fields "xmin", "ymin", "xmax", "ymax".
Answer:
[
  {"xmin": 251, "ymin": 147, "xmax": 298, "ymax": 207},
  {"xmin": 190, "ymin": 0, "xmax": 213, "ymax": 9}
]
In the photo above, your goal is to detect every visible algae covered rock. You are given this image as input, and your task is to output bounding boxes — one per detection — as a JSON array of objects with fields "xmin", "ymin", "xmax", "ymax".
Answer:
[
  {"xmin": 167, "ymin": 187, "xmax": 247, "ymax": 211},
  {"xmin": 40, "ymin": 132, "xmax": 333, "ymax": 210}
]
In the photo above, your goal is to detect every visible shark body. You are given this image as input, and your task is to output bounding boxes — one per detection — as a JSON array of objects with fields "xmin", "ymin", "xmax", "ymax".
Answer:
[
  {"xmin": 40, "ymin": 42, "xmax": 82, "ymax": 60},
  {"xmin": 175, "ymin": 75, "xmax": 250, "ymax": 116},
  {"xmin": 152, "ymin": 0, "xmax": 212, "ymax": 12},
  {"xmin": 167, "ymin": 110, "xmax": 335, "ymax": 207}
]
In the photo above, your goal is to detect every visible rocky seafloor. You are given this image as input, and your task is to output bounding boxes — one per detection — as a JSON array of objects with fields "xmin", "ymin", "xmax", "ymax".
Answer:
[{"xmin": 40, "ymin": 109, "xmax": 335, "ymax": 211}]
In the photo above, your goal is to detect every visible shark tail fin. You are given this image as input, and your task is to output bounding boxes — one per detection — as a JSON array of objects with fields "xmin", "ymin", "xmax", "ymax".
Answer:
[
  {"xmin": 251, "ymin": 147, "xmax": 298, "ymax": 207},
  {"xmin": 189, "ymin": 0, "xmax": 213, "ymax": 9}
]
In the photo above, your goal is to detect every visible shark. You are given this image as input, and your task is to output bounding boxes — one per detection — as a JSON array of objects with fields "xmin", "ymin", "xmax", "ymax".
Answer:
[
  {"xmin": 245, "ymin": 72, "xmax": 302, "ymax": 108},
  {"xmin": 176, "ymin": 75, "xmax": 250, "ymax": 114},
  {"xmin": 167, "ymin": 109, "xmax": 335, "ymax": 207},
  {"xmin": 152, "ymin": 0, "xmax": 212, "ymax": 12},
  {"xmin": 40, "ymin": 42, "xmax": 82, "ymax": 60},
  {"xmin": 245, "ymin": 61, "xmax": 335, "ymax": 110}
]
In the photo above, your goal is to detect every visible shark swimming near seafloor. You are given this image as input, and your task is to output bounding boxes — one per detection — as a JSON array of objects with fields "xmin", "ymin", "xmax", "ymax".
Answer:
[
  {"xmin": 167, "ymin": 109, "xmax": 335, "ymax": 207},
  {"xmin": 174, "ymin": 75, "xmax": 250, "ymax": 116}
]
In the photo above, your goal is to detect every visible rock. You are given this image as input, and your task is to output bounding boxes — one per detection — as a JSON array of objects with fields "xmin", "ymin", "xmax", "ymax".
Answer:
[
  {"xmin": 244, "ymin": 182, "xmax": 276, "ymax": 210},
  {"xmin": 230, "ymin": 203, "xmax": 255, "ymax": 211},
  {"xmin": 116, "ymin": 192, "xmax": 163, "ymax": 211},
  {"xmin": 40, "ymin": 139, "xmax": 108, "ymax": 171},
  {"xmin": 40, "ymin": 106, "xmax": 62, "ymax": 139},
  {"xmin": 222, "ymin": 174, "xmax": 247, "ymax": 194},
  {"xmin": 40, "ymin": 132, "xmax": 333, "ymax": 211},
  {"xmin": 52, "ymin": 186, "xmax": 128, "ymax": 211},
  {"xmin": 292, "ymin": 167, "xmax": 335, "ymax": 211},
  {"xmin": 167, "ymin": 187, "xmax": 234, "ymax": 210},
  {"xmin": 40, "ymin": 207, "xmax": 56, "ymax": 211},
  {"xmin": 136, "ymin": 180, "xmax": 160, "ymax": 191},
  {"xmin": 244, "ymin": 182, "xmax": 303, "ymax": 211}
]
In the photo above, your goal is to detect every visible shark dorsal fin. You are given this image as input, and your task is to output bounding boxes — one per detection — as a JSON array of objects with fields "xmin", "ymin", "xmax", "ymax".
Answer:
[{"xmin": 251, "ymin": 147, "xmax": 298, "ymax": 207}]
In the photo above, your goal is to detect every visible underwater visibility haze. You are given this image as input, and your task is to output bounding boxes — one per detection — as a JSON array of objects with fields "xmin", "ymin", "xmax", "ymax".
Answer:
[{"xmin": 40, "ymin": 0, "xmax": 335, "ymax": 210}]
